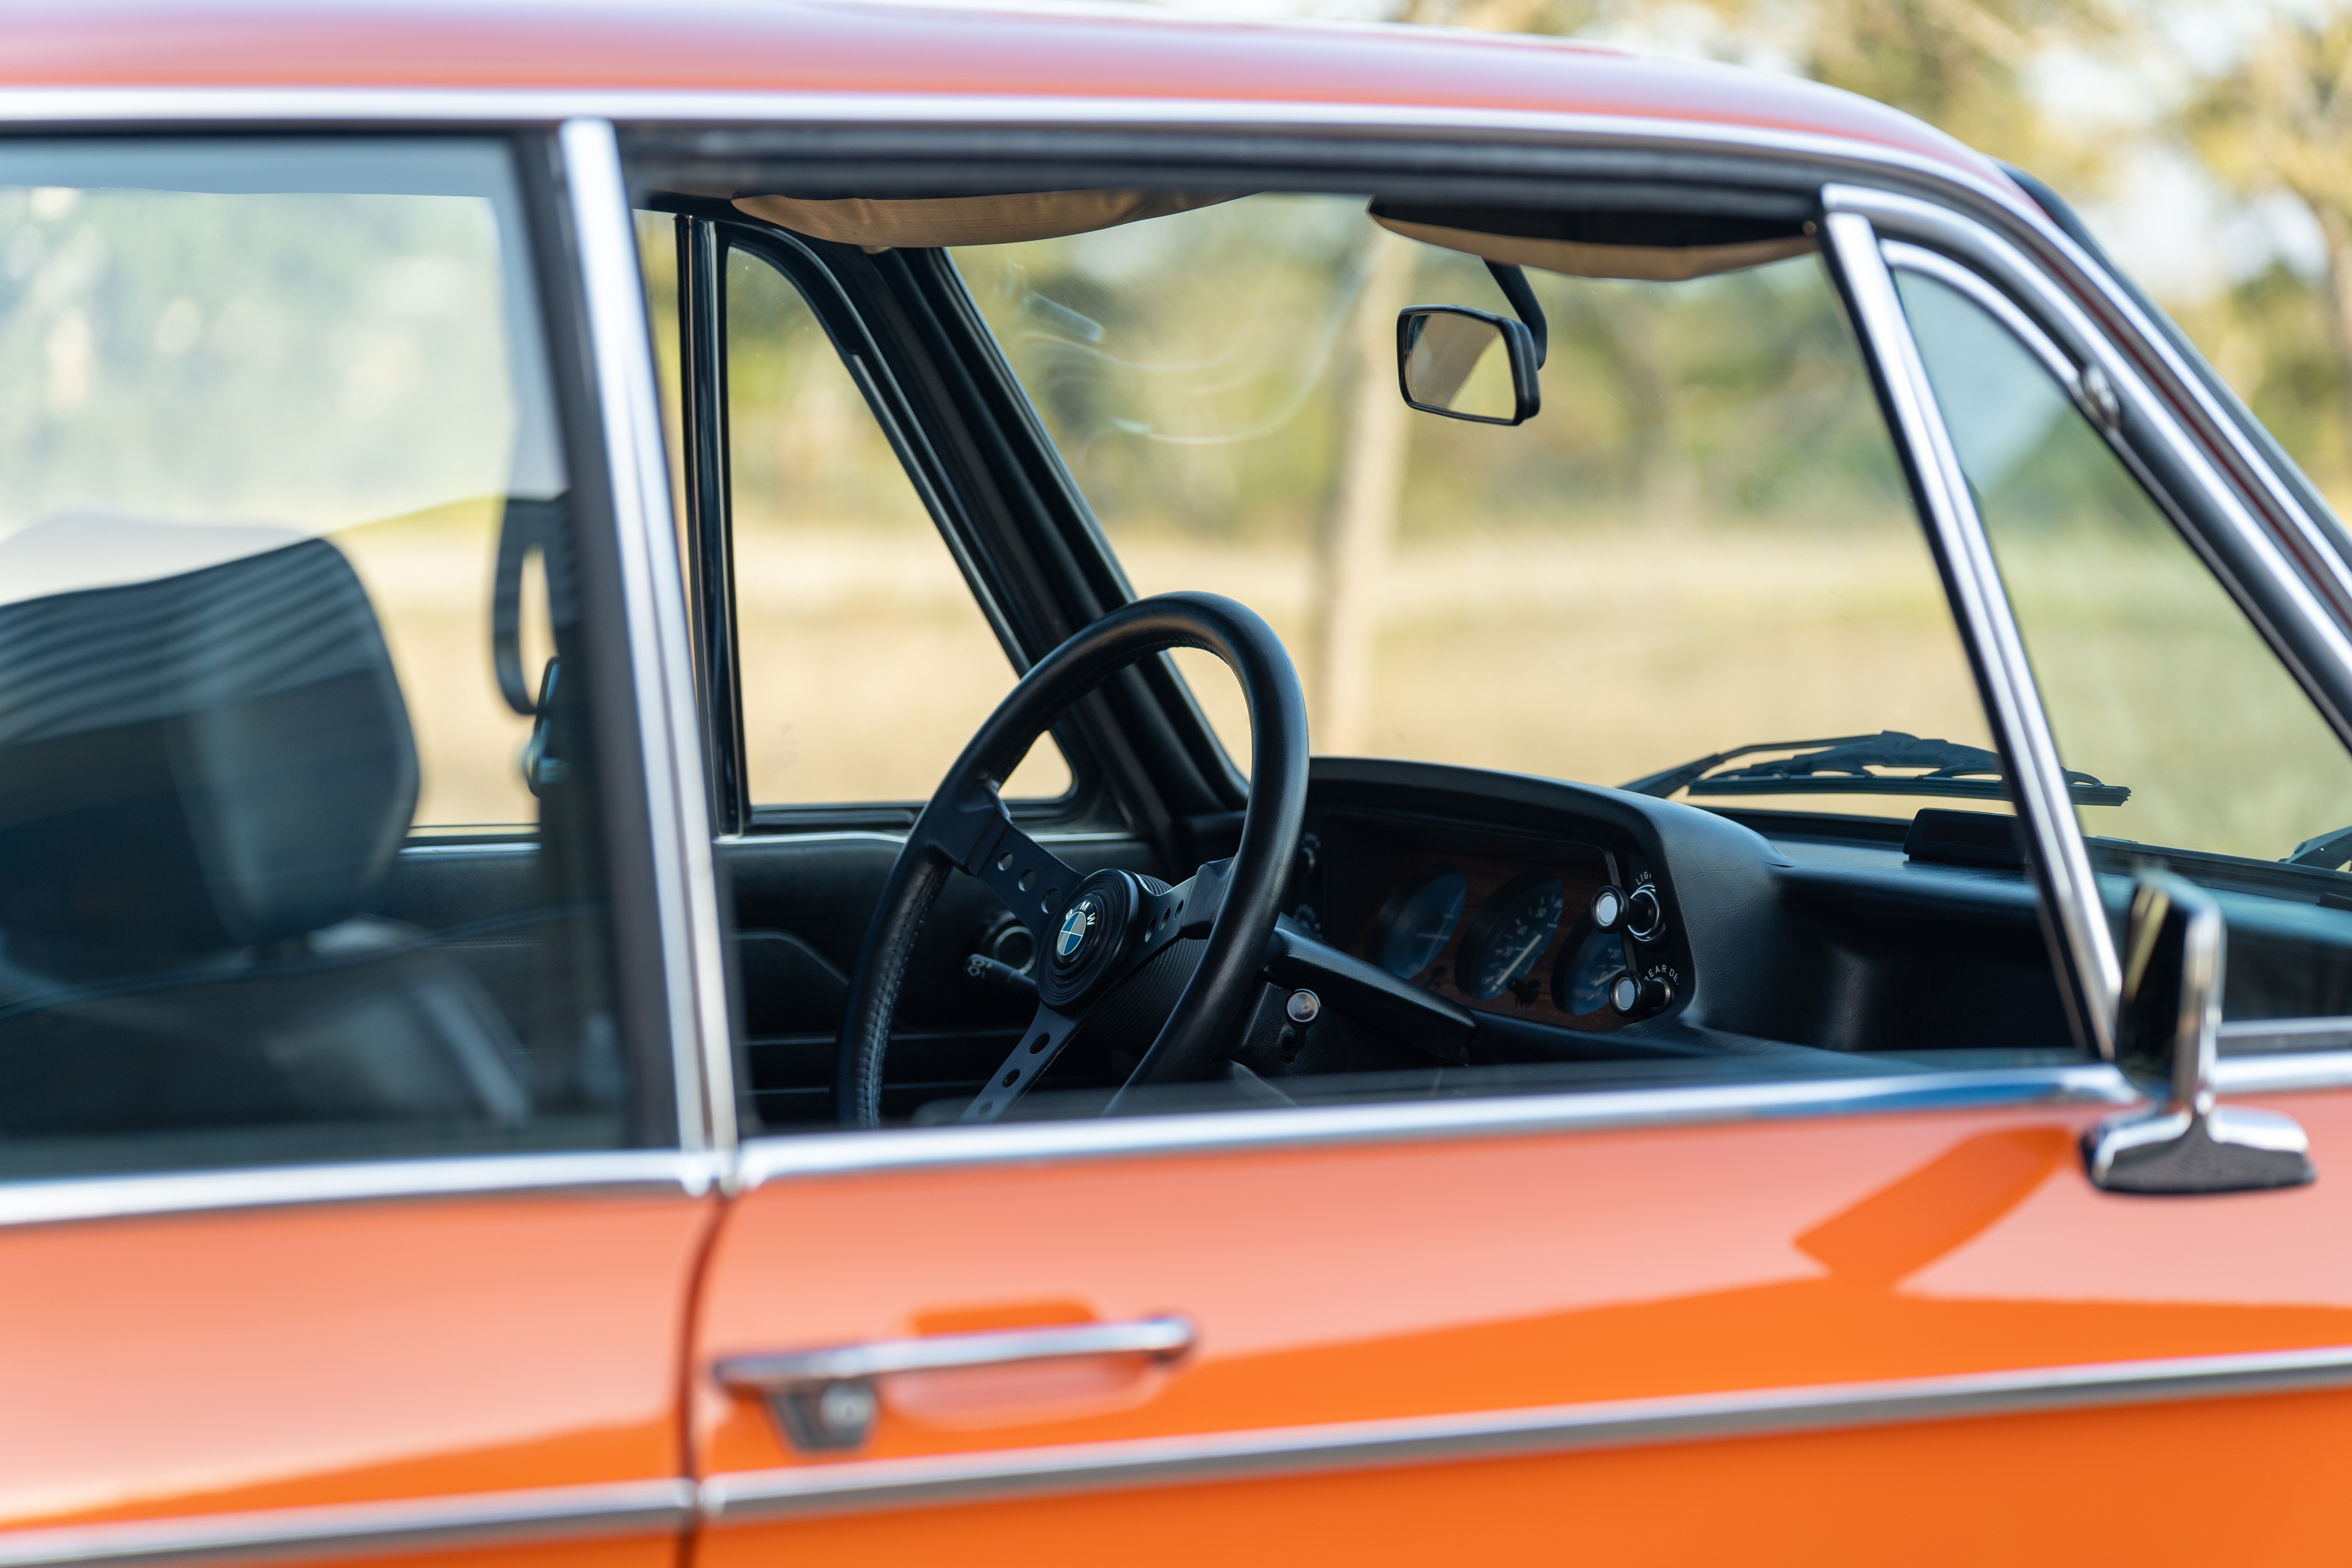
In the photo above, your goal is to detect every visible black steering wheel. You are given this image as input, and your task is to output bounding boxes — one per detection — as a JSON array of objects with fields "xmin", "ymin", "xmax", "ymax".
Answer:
[{"xmin": 836, "ymin": 592, "xmax": 1309, "ymax": 1127}]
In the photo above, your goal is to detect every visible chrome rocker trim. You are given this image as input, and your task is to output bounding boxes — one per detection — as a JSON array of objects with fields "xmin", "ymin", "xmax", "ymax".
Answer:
[
  {"xmin": 11, "ymin": 1343, "xmax": 2352, "ymax": 1563},
  {"xmin": 0, "ymin": 1480, "xmax": 694, "ymax": 1568},
  {"xmin": 703, "ymin": 1342, "xmax": 2352, "ymax": 1524}
]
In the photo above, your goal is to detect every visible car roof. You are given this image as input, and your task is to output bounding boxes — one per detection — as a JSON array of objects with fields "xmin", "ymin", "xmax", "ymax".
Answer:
[{"xmin": 8, "ymin": 0, "xmax": 2020, "ymax": 200}]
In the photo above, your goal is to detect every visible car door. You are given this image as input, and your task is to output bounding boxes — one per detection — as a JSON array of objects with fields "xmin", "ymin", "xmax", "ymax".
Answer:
[
  {"xmin": 0, "ymin": 130, "xmax": 721, "ymax": 1568},
  {"xmin": 665, "ymin": 145, "xmax": 2352, "ymax": 1563}
]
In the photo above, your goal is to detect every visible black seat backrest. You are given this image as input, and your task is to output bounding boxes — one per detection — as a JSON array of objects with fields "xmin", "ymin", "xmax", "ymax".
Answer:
[
  {"xmin": 0, "ymin": 522, "xmax": 417, "ymax": 977},
  {"xmin": 0, "ymin": 518, "xmax": 533, "ymax": 1147}
]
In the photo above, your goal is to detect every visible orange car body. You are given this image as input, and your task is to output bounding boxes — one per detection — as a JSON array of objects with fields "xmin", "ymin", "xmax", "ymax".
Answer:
[{"xmin": 2, "ymin": 6, "xmax": 2345, "ymax": 1566}]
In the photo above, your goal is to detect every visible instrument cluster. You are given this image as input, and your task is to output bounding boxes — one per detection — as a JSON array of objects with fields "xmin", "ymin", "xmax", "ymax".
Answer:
[{"xmin": 1314, "ymin": 814, "xmax": 1682, "ymax": 1030}]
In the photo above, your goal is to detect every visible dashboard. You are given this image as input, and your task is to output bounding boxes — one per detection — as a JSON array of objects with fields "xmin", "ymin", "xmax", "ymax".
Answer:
[{"xmin": 1284, "ymin": 757, "xmax": 2080, "ymax": 1072}]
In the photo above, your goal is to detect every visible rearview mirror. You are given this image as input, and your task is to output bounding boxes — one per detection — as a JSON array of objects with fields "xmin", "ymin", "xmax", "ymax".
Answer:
[
  {"xmin": 1396, "ymin": 307, "xmax": 1539, "ymax": 426},
  {"xmin": 2083, "ymin": 873, "xmax": 2314, "ymax": 1193}
]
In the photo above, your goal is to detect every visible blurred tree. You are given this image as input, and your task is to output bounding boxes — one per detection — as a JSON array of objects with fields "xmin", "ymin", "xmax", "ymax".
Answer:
[
  {"xmin": 1307, "ymin": 232, "xmax": 1418, "ymax": 750},
  {"xmin": 1391, "ymin": 0, "xmax": 2120, "ymax": 190},
  {"xmin": 2185, "ymin": 9, "xmax": 2352, "ymax": 473},
  {"xmin": 1778, "ymin": 0, "xmax": 2119, "ymax": 191}
]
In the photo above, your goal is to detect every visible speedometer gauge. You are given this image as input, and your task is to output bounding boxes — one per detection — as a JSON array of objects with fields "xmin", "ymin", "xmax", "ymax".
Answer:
[
  {"xmin": 1372, "ymin": 868, "xmax": 1467, "ymax": 980},
  {"xmin": 1458, "ymin": 871, "xmax": 1565, "ymax": 1000}
]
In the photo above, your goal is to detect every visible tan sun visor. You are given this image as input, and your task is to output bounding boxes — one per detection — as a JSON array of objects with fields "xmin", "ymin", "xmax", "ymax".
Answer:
[
  {"xmin": 1369, "ymin": 200, "xmax": 1814, "ymax": 283},
  {"xmin": 732, "ymin": 191, "xmax": 1239, "ymax": 250}
]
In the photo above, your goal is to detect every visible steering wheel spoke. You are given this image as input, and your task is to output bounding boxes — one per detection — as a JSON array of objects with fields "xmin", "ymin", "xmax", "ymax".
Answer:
[
  {"xmin": 962, "ymin": 1002, "xmax": 1083, "ymax": 1123},
  {"xmin": 940, "ymin": 803, "xmax": 1082, "ymax": 947}
]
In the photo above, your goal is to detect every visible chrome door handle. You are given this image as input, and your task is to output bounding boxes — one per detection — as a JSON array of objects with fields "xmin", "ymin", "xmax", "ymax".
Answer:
[{"xmin": 714, "ymin": 1315, "xmax": 1194, "ymax": 1452}]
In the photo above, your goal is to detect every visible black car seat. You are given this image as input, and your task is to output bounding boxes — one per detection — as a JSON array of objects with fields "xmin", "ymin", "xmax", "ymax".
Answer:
[{"xmin": 0, "ymin": 518, "xmax": 532, "ymax": 1144}]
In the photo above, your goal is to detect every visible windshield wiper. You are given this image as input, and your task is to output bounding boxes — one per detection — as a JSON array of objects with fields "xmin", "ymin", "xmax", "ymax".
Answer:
[{"xmin": 1622, "ymin": 731, "xmax": 2131, "ymax": 807}]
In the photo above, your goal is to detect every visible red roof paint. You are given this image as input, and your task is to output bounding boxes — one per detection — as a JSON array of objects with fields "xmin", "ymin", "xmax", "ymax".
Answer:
[{"xmin": 1, "ymin": 0, "xmax": 2016, "ymax": 195}]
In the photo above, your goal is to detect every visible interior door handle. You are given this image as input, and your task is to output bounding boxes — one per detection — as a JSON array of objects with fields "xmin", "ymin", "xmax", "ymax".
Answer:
[{"xmin": 714, "ymin": 1315, "xmax": 1194, "ymax": 1452}]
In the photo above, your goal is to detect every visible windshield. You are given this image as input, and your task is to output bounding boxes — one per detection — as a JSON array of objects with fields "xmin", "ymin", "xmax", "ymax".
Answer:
[{"xmin": 954, "ymin": 193, "xmax": 1997, "ymax": 821}]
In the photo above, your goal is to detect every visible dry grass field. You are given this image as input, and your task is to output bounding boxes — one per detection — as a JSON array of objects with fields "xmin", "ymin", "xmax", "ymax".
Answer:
[
  {"xmin": 336, "ymin": 499, "xmax": 2352, "ymax": 868},
  {"xmin": 1116, "ymin": 528, "xmax": 1993, "ymax": 795}
]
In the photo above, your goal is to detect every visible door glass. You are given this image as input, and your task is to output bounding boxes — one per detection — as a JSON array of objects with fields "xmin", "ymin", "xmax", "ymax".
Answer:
[
  {"xmin": 719, "ymin": 245, "xmax": 1067, "ymax": 805},
  {"xmin": 0, "ymin": 140, "xmax": 637, "ymax": 1177}
]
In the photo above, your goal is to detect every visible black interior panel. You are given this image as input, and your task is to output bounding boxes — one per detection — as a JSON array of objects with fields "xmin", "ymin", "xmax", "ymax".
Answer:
[
  {"xmin": 719, "ymin": 830, "xmax": 1164, "ymax": 1127},
  {"xmin": 377, "ymin": 762, "xmax": 2352, "ymax": 1136}
]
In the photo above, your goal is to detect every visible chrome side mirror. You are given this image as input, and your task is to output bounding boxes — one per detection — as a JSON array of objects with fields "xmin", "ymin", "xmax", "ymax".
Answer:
[
  {"xmin": 2083, "ymin": 874, "xmax": 2314, "ymax": 1194},
  {"xmin": 1396, "ymin": 306, "xmax": 1540, "ymax": 426}
]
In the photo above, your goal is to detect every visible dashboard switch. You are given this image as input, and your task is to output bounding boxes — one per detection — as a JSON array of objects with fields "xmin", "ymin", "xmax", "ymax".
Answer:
[
  {"xmin": 1589, "ymin": 885, "xmax": 1625, "ymax": 931},
  {"xmin": 1609, "ymin": 972, "xmax": 1673, "ymax": 1018},
  {"xmin": 1623, "ymin": 885, "xmax": 1663, "ymax": 942}
]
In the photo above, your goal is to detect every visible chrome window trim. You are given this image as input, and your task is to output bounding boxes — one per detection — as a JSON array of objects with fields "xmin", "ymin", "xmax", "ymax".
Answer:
[
  {"xmin": 0, "ymin": 1151, "xmax": 720, "ymax": 1230},
  {"xmin": 1821, "ymin": 211, "xmax": 2124, "ymax": 1055},
  {"xmin": 1881, "ymin": 180, "xmax": 2352, "ymax": 638},
  {"xmin": 1831, "ymin": 185, "xmax": 2352, "ymax": 748},
  {"xmin": 735, "ymin": 1065, "xmax": 2141, "ymax": 1190},
  {"xmin": 0, "ymin": 1479, "xmax": 693, "ymax": 1568},
  {"xmin": 561, "ymin": 119, "xmax": 739, "ymax": 1159},
  {"xmin": 700, "ymin": 1341, "xmax": 2352, "ymax": 1524},
  {"xmin": 713, "ymin": 828, "xmax": 1146, "ymax": 849},
  {"xmin": 2214, "ymin": 1040, "xmax": 2352, "ymax": 1085},
  {"xmin": 0, "ymin": 88, "xmax": 2026, "ymax": 209},
  {"xmin": 394, "ymin": 840, "xmax": 539, "ymax": 859}
]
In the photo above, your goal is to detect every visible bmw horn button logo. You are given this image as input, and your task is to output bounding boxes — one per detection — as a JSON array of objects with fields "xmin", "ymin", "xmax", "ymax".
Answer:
[{"xmin": 1055, "ymin": 898, "xmax": 1098, "ymax": 965}]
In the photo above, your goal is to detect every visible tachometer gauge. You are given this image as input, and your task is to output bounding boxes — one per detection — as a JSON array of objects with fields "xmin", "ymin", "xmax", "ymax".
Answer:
[
  {"xmin": 1458, "ymin": 871, "xmax": 1565, "ymax": 1000},
  {"xmin": 1372, "ymin": 868, "xmax": 1467, "ymax": 980}
]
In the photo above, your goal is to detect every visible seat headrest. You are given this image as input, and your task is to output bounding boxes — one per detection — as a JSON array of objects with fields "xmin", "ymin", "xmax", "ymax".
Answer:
[{"xmin": 0, "ymin": 519, "xmax": 418, "ymax": 973}]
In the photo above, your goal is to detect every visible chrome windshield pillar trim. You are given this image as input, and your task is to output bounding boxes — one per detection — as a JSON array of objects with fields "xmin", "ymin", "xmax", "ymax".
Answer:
[
  {"xmin": 560, "ymin": 119, "xmax": 739, "ymax": 1161},
  {"xmin": 0, "ymin": 1479, "xmax": 694, "ymax": 1568},
  {"xmin": 732, "ymin": 1065, "xmax": 2137, "ymax": 1190},
  {"xmin": 1829, "ymin": 185, "xmax": 2352, "ymax": 751},
  {"xmin": 1821, "ymin": 211, "xmax": 2122, "ymax": 1056},
  {"xmin": 1869, "ymin": 181, "xmax": 2352, "ymax": 638},
  {"xmin": 700, "ymin": 1342, "xmax": 2352, "ymax": 1524},
  {"xmin": 0, "ymin": 1151, "xmax": 721, "ymax": 1230}
]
